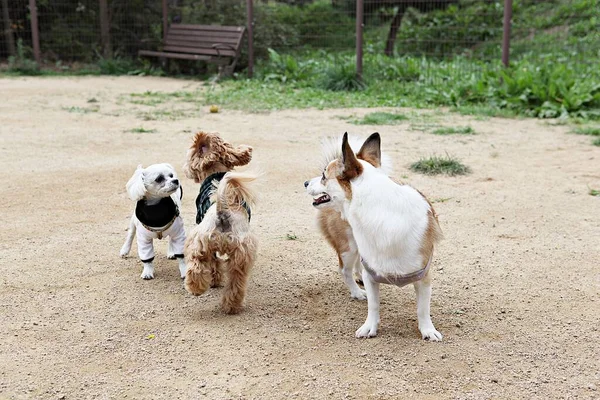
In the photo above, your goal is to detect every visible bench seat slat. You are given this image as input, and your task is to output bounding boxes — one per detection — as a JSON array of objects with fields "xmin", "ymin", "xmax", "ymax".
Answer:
[
  {"xmin": 167, "ymin": 29, "xmax": 244, "ymax": 40},
  {"xmin": 138, "ymin": 50, "xmax": 211, "ymax": 61},
  {"xmin": 165, "ymin": 39, "xmax": 238, "ymax": 51},
  {"xmin": 166, "ymin": 34, "xmax": 240, "ymax": 45},
  {"xmin": 170, "ymin": 24, "xmax": 244, "ymax": 33},
  {"xmin": 162, "ymin": 45, "xmax": 237, "ymax": 57}
]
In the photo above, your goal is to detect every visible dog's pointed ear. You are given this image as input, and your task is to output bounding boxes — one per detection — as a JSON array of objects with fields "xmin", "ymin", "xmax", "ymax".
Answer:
[
  {"xmin": 341, "ymin": 132, "xmax": 362, "ymax": 179},
  {"xmin": 225, "ymin": 145, "xmax": 253, "ymax": 167},
  {"xmin": 126, "ymin": 164, "xmax": 146, "ymax": 201},
  {"xmin": 357, "ymin": 132, "xmax": 381, "ymax": 168},
  {"xmin": 184, "ymin": 131, "xmax": 212, "ymax": 182}
]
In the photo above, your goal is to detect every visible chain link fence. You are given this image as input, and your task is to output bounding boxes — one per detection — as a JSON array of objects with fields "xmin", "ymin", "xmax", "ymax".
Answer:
[{"xmin": 1, "ymin": 0, "xmax": 597, "ymax": 73}]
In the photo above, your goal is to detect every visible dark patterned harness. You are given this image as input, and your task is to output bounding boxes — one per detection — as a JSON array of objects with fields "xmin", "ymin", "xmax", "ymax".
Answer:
[{"xmin": 195, "ymin": 172, "xmax": 251, "ymax": 224}]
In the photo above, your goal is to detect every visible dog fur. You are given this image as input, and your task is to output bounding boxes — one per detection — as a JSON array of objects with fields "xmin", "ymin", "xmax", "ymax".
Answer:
[
  {"xmin": 308, "ymin": 133, "xmax": 443, "ymax": 340},
  {"xmin": 305, "ymin": 135, "xmax": 393, "ymax": 300},
  {"xmin": 183, "ymin": 131, "xmax": 258, "ymax": 314},
  {"xmin": 120, "ymin": 163, "xmax": 187, "ymax": 280}
]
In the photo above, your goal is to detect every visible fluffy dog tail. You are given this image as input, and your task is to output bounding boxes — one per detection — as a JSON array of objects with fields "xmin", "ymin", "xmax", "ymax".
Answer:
[{"xmin": 215, "ymin": 171, "xmax": 257, "ymax": 216}]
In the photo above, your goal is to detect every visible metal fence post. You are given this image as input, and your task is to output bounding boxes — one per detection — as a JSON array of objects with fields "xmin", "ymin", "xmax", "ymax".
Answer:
[
  {"xmin": 28, "ymin": 0, "xmax": 40, "ymax": 63},
  {"xmin": 99, "ymin": 0, "xmax": 111, "ymax": 59},
  {"xmin": 356, "ymin": 0, "xmax": 364, "ymax": 80},
  {"xmin": 502, "ymin": 0, "xmax": 513, "ymax": 67},
  {"xmin": 246, "ymin": 0, "xmax": 254, "ymax": 78}
]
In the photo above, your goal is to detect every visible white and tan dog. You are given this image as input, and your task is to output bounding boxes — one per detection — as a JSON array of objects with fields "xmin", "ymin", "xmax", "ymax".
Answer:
[
  {"xmin": 306, "ymin": 133, "xmax": 443, "ymax": 340},
  {"xmin": 305, "ymin": 135, "xmax": 392, "ymax": 300},
  {"xmin": 120, "ymin": 163, "xmax": 187, "ymax": 280}
]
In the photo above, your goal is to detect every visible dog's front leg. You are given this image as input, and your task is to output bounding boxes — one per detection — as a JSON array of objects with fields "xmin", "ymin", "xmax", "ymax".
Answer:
[
  {"xmin": 413, "ymin": 279, "xmax": 443, "ymax": 341},
  {"xmin": 340, "ymin": 251, "xmax": 366, "ymax": 300},
  {"xmin": 141, "ymin": 261, "xmax": 155, "ymax": 280},
  {"xmin": 355, "ymin": 270, "xmax": 380, "ymax": 338}
]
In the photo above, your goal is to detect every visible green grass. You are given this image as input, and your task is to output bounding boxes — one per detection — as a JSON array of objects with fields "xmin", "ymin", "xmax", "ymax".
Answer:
[
  {"xmin": 410, "ymin": 155, "xmax": 471, "ymax": 176},
  {"xmin": 62, "ymin": 106, "xmax": 99, "ymax": 114},
  {"xmin": 593, "ymin": 138, "xmax": 600, "ymax": 146},
  {"xmin": 432, "ymin": 126, "xmax": 476, "ymax": 135},
  {"xmin": 126, "ymin": 127, "xmax": 157, "ymax": 133},
  {"xmin": 590, "ymin": 187, "xmax": 600, "ymax": 197},
  {"xmin": 351, "ymin": 112, "xmax": 409, "ymax": 125},
  {"xmin": 572, "ymin": 127, "xmax": 600, "ymax": 136}
]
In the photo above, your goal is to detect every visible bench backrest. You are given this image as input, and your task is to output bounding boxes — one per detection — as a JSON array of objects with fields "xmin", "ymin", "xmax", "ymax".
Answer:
[{"xmin": 164, "ymin": 24, "xmax": 246, "ymax": 58}]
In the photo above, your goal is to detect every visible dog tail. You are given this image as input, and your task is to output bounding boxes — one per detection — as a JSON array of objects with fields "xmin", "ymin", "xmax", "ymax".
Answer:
[{"xmin": 215, "ymin": 171, "xmax": 258, "ymax": 215}]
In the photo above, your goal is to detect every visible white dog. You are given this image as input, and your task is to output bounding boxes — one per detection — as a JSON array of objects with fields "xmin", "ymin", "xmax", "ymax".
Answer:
[
  {"xmin": 305, "ymin": 134, "xmax": 392, "ymax": 300},
  {"xmin": 306, "ymin": 133, "xmax": 443, "ymax": 340},
  {"xmin": 120, "ymin": 163, "xmax": 187, "ymax": 280}
]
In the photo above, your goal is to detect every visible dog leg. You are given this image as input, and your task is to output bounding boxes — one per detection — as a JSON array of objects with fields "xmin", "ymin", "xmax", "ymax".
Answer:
[
  {"xmin": 414, "ymin": 279, "xmax": 443, "ymax": 341},
  {"xmin": 177, "ymin": 256, "xmax": 187, "ymax": 279},
  {"xmin": 354, "ymin": 259, "xmax": 364, "ymax": 286},
  {"xmin": 185, "ymin": 257, "xmax": 214, "ymax": 296},
  {"xmin": 120, "ymin": 216, "xmax": 136, "ymax": 257},
  {"xmin": 355, "ymin": 269, "xmax": 381, "ymax": 338},
  {"xmin": 211, "ymin": 262, "xmax": 224, "ymax": 288},
  {"xmin": 167, "ymin": 239, "xmax": 176, "ymax": 259},
  {"xmin": 340, "ymin": 251, "xmax": 367, "ymax": 300},
  {"xmin": 141, "ymin": 261, "xmax": 155, "ymax": 280},
  {"xmin": 220, "ymin": 236, "xmax": 257, "ymax": 314}
]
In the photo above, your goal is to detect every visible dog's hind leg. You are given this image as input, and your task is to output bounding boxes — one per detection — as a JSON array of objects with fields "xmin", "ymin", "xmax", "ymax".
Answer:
[
  {"xmin": 413, "ymin": 272, "xmax": 442, "ymax": 341},
  {"xmin": 120, "ymin": 216, "xmax": 136, "ymax": 257},
  {"xmin": 220, "ymin": 235, "xmax": 257, "ymax": 314},
  {"xmin": 355, "ymin": 269, "xmax": 381, "ymax": 338},
  {"xmin": 184, "ymin": 232, "xmax": 214, "ymax": 295},
  {"xmin": 340, "ymin": 251, "xmax": 367, "ymax": 300}
]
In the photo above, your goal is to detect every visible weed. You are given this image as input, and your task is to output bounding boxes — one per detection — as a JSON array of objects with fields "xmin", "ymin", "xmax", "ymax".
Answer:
[
  {"xmin": 572, "ymin": 127, "xmax": 600, "ymax": 136},
  {"xmin": 352, "ymin": 112, "xmax": 409, "ymax": 125},
  {"xmin": 63, "ymin": 106, "xmax": 99, "ymax": 114},
  {"xmin": 589, "ymin": 187, "xmax": 600, "ymax": 197},
  {"xmin": 432, "ymin": 126, "xmax": 476, "ymax": 135},
  {"xmin": 126, "ymin": 127, "xmax": 157, "ymax": 133},
  {"xmin": 410, "ymin": 155, "xmax": 471, "ymax": 176},
  {"xmin": 432, "ymin": 197, "xmax": 453, "ymax": 203},
  {"xmin": 7, "ymin": 39, "xmax": 39, "ymax": 75},
  {"xmin": 286, "ymin": 233, "xmax": 298, "ymax": 240},
  {"xmin": 320, "ymin": 62, "xmax": 366, "ymax": 92},
  {"xmin": 593, "ymin": 138, "xmax": 600, "ymax": 146}
]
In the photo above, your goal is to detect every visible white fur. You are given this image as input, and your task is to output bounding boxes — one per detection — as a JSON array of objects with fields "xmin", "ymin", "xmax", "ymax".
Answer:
[
  {"xmin": 305, "ymin": 134, "xmax": 390, "ymax": 300},
  {"xmin": 120, "ymin": 163, "xmax": 187, "ymax": 280}
]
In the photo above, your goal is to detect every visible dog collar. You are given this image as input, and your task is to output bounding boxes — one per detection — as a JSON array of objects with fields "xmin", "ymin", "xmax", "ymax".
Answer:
[
  {"xmin": 195, "ymin": 172, "xmax": 251, "ymax": 224},
  {"xmin": 136, "ymin": 195, "xmax": 180, "ymax": 239},
  {"xmin": 361, "ymin": 254, "xmax": 432, "ymax": 287}
]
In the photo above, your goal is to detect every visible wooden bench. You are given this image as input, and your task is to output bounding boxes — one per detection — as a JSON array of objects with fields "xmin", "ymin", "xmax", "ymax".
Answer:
[{"xmin": 139, "ymin": 24, "xmax": 246, "ymax": 77}]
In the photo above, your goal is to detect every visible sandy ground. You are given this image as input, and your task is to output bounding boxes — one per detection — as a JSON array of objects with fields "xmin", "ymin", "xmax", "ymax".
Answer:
[{"xmin": 0, "ymin": 76, "xmax": 599, "ymax": 400}]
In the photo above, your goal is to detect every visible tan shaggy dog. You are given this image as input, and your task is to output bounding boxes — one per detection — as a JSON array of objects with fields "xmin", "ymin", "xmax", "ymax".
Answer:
[{"xmin": 183, "ymin": 131, "xmax": 258, "ymax": 314}]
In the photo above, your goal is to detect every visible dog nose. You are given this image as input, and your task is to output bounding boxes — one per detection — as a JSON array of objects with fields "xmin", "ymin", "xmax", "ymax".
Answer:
[
  {"xmin": 304, "ymin": 181, "xmax": 309, "ymax": 188},
  {"xmin": 172, "ymin": 179, "xmax": 179, "ymax": 186}
]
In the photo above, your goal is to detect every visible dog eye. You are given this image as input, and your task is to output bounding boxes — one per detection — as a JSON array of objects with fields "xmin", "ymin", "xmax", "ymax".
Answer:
[
  {"xmin": 169, "ymin": 174, "xmax": 173, "ymax": 178},
  {"xmin": 155, "ymin": 175, "xmax": 165, "ymax": 183}
]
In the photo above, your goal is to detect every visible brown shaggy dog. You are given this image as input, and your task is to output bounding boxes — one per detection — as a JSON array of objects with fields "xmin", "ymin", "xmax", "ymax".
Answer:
[{"xmin": 183, "ymin": 131, "xmax": 258, "ymax": 314}]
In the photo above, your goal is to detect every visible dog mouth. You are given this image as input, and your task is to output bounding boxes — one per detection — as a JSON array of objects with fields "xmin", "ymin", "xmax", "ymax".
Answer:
[{"xmin": 312, "ymin": 193, "xmax": 331, "ymax": 206}]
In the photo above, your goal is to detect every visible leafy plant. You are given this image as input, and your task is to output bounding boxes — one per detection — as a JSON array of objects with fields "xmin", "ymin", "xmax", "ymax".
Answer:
[
  {"xmin": 572, "ymin": 127, "xmax": 600, "ymax": 136},
  {"xmin": 320, "ymin": 62, "xmax": 366, "ymax": 92},
  {"xmin": 126, "ymin": 127, "xmax": 157, "ymax": 133},
  {"xmin": 8, "ymin": 39, "xmax": 40, "ymax": 75}
]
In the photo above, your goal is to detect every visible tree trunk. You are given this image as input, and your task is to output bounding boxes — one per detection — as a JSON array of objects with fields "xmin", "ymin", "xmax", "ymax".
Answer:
[
  {"xmin": 384, "ymin": 4, "xmax": 408, "ymax": 57},
  {"xmin": 1, "ymin": 0, "xmax": 16, "ymax": 56}
]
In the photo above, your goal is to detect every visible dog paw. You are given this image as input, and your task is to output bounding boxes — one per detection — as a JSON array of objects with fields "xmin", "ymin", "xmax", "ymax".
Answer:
[
  {"xmin": 350, "ymin": 288, "xmax": 367, "ymax": 301},
  {"xmin": 420, "ymin": 327, "xmax": 443, "ymax": 341},
  {"xmin": 355, "ymin": 322, "xmax": 378, "ymax": 338},
  {"xmin": 140, "ymin": 266, "xmax": 155, "ymax": 280},
  {"xmin": 119, "ymin": 246, "xmax": 130, "ymax": 258}
]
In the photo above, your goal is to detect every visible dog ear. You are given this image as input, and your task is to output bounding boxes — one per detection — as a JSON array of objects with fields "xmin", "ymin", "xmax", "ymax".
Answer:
[
  {"xmin": 357, "ymin": 132, "xmax": 381, "ymax": 168},
  {"xmin": 224, "ymin": 145, "xmax": 253, "ymax": 167},
  {"xmin": 126, "ymin": 165, "xmax": 146, "ymax": 201},
  {"xmin": 341, "ymin": 132, "xmax": 362, "ymax": 179},
  {"xmin": 183, "ymin": 132, "xmax": 212, "ymax": 182}
]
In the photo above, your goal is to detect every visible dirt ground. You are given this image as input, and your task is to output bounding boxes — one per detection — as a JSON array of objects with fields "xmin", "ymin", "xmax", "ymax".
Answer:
[{"xmin": 0, "ymin": 76, "xmax": 599, "ymax": 400}]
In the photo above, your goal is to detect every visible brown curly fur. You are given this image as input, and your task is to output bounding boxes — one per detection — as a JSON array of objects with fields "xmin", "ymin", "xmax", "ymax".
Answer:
[
  {"xmin": 183, "ymin": 132, "xmax": 257, "ymax": 314},
  {"xmin": 183, "ymin": 131, "xmax": 253, "ymax": 183}
]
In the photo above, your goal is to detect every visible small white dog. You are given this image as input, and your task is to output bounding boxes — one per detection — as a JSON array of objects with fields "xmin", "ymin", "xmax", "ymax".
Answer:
[
  {"xmin": 306, "ymin": 133, "xmax": 443, "ymax": 340},
  {"xmin": 305, "ymin": 134, "xmax": 392, "ymax": 300},
  {"xmin": 120, "ymin": 163, "xmax": 187, "ymax": 280}
]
